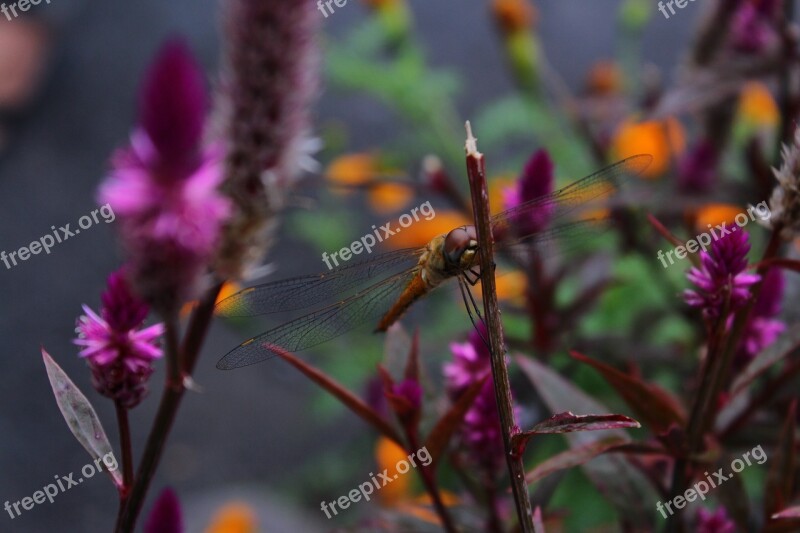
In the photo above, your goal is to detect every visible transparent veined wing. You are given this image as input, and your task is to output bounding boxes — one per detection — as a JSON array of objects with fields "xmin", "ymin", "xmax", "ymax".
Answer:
[
  {"xmin": 215, "ymin": 247, "xmax": 424, "ymax": 317},
  {"xmin": 216, "ymin": 267, "xmax": 420, "ymax": 369},
  {"xmin": 490, "ymin": 155, "xmax": 652, "ymax": 240}
]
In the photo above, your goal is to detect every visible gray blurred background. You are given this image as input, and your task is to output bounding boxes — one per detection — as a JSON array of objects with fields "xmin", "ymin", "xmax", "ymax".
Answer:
[{"xmin": 0, "ymin": 1, "xmax": 695, "ymax": 531}]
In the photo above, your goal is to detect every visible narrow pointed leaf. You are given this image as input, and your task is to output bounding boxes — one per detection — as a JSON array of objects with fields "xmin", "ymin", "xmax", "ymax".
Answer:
[
  {"xmin": 772, "ymin": 506, "xmax": 800, "ymax": 519},
  {"xmin": 570, "ymin": 351, "xmax": 685, "ymax": 433},
  {"xmin": 517, "ymin": 355, "xmax": 658, "ymax": 527},
  {"xmin": 526, "ymin": 412, "xmax": 640, "ymax": 434},
  {"xmin": 423, "ymin": 374, "xmax": 489, "ymax": 466},
  {"xmin": 526, "ymin": 437, "xmax": 629, "ymax": 484},
  {"xmin": 273, "ymin": 348, "xmax": 404, "ymax": 446},
  {"xmin": 42, "ymin": 348, "xmax": 122, "ymax": 487},
  {"xmin": 731, "ymin": 323, "xmax": 800, "ymax": 396}
]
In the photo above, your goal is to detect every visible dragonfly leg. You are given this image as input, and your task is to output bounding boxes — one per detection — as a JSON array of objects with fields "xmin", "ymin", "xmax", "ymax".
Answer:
[
  {"xmin": 458, "ymin": 275, "xmax": 490, "ymax": 349},
  {"xmin": 464, "ymin": 268, "xmax": 481, "ymax": 286}
]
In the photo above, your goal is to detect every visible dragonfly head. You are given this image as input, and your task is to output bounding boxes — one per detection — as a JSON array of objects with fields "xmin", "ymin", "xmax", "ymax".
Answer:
[{"xmin": 443, "ymin": 225, "xmax": 478, "ymax": 270}]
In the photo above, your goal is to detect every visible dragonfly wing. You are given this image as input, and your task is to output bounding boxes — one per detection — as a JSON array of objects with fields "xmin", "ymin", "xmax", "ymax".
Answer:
[
  {"xmin": 490, "ymin": 155, "xmax": 652, "ymax": 237},
  {"xmin": 216, "ymin": 268, "xmax": 420, "ymax": 369},
  {"xmin": 497, "ymin": 217, "xmax": 615, "ymax": 258},
  {"xmin": 215, "ymin": 248, "xmax": 423, "ymax": 317}
]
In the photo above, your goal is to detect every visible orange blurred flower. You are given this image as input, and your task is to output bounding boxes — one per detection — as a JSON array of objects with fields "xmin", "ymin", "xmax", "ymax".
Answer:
[
  {"xmin": 375, "ymin": 436, "xmax": 413, "ymax": 506},
  {"xmin": 492, "ymin": 0, "xmax": 537, "ymax": 33},
  {"xmin": 738, "ymin": 81, "xmax": 779, "ymax": 129},
  {"xmin": 586, "ymin": 60, "xmax": 623, "ymax": 96},
  {"xmin": 386, "ymin": 210, "xmax": 473, "ymax": 249},
  {"xmin": 611, "ymin": 117, "xmax": 686, "ymax": 178},
  {"xmin": 692, "ymin": 203, "xmax": 743, "ymax": 233},
  {"xmin": 396, "ymin": 491, "xmax": 461, "ymax": 525},
  {"xmin": 205, "ymin": 502, "xmax": 257, "ymax": 533},
  {"xmin": 489, "ymin": 175, "xmax": 515, "ymax": 216},
  {"xmin": 326, "ymin": 153, "xmax": 379, "ymax": 189},
  {"xmin": 367, "ymin": 182, "xmax": 415, "ymax": 214},
  {"xmin": 180, "ymin": 281, "xmax": 241, "ymax": 318},
  {"xmin": 475, "ymin": 269, "xmax": 526, "ymax": 305}
]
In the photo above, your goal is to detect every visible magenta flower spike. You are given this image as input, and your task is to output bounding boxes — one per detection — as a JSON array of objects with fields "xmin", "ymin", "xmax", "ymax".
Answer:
[
  {"xmin": 98, "ymin": 39, "xmax": 231, "ymax": 312},
  {"xmin": 74, "ymin": 270, "xmax": 165, "ymax": 408},
  {"xmin": 683, "ymin": 230, "xmax": 761, "ymax": 318},
  {"xmin": 502, "ymin": 149, "xmax": 556, "ymax": 236}
]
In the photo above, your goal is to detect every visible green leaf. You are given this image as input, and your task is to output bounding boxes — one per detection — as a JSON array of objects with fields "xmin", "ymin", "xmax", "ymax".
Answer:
[{"xmin": 42, "ymin": 348, "xmax": 122, "ymax": 488}]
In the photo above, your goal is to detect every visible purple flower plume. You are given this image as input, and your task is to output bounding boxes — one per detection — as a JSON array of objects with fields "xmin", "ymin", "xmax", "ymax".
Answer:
[
  {"xmin": 444, "ymin": 324, "xmax": 517, "ymax": 473},
  {"xmin": 502, "ymin": 149, "xmax": 555, "ymax": 235},
  {"xmin": 736, "ymin": 268, "xmax": 785, "ymax": 364},
  {"xmin": 74, "ymin": 270, "xmax": 164, "ymax": 408},
  {"xmin": 696, "ymin": 507, "xmax": 736, "ymax": 533},
  {"xmin": 99, "ymin": 40, "xmax": 231, "ymax": 312},
  {"xmin": 684, "ymin": 229, "xmax": 760, "ymax": 318}
]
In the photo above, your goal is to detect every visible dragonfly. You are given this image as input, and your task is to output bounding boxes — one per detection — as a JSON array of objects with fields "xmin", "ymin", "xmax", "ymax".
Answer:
[{"xmin": 215, "ymin": 154, "xmax": 652, "ymax": 370}]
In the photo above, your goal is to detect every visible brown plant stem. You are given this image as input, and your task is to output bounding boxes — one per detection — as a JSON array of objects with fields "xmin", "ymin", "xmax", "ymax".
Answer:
[
  {"xmin": 115, "ymin": 401, "xmax": 134, "ymax": 496},
  {"xmin": 666, "ymin": 229, "xmax": 783, "ymax": 532},
  {"xmin": 464, "ymin": 121, "xmax": 534, "ymax": 532},
  {"xmin": 406, "ymin": 431, "xmax": 458, "ymax": 533},
  {"xmin": 114, "ymin": 283, "xmax": 223, "ymax": 532}
]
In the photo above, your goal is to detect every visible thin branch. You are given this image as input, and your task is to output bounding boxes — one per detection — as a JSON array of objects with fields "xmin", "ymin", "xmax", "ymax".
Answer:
[
  {"xmin": 464, "ymin": 121, "xmax": 534, "ymax": 532},
  {"xmin": 114, "ymin": 282, "xmax": 223, "ymax": 532}
]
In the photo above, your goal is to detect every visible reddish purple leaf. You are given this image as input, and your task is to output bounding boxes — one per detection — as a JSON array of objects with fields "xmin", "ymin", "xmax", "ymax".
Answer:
[
  {"xmin": 423, "ymin": 374, "xmax": 489, "ymax": 466},
  {"xmin": 570, "ymin": 351, "xmax": 686, "ymax": 434},
  {"xmin": 517, "ymin": 355, "xmax": 658, "ymax": 526},
  {"xmin": 513, "ymin": 412, "xmax": 640, "ymax": 456},
  {"xmin": 272, "ymin": 348, "xmax": 404, "ymax": 446},
  {"xmin": 526, "ymin": 437, "xmax": 630, "ymax": 484}
]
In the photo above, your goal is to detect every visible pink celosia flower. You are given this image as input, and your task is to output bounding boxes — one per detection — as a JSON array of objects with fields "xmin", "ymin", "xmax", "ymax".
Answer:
[
  {"xmin": 736, "ymin": 268, "xmax": 785, "ymax": 365},
  {"xmin": 74, "ymin": 270, "xmax": 164, "ymax": 408},
  {"xmin": 684, "ymin": 230, "xmax": 760, "ymax": 318},
  {"xmin": 444, "ymin": 324, "xmax": 517, "ymax": 473},
  {"xmin": 678, "ymin": 140, "xmax": 718, "ymax": 193},
  {"xmin": 99, "ymin": 39, "xmax": 231, "ymax": 312},
  {"xmin": 502, "ymin": 149, "xmax": 555, "ymax": 236},
  {"xmin": 696, "ymin": 507, "xmax": 736, "ymax": 533}
]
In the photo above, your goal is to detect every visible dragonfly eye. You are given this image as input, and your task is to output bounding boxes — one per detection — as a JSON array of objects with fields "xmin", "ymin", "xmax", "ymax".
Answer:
[{"xmin": 444, "ymin": 226, "xmax": 478, "ymax": 267}]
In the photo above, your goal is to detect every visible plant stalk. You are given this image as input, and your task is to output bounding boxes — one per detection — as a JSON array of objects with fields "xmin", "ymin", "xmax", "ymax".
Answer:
[{"xmin": 464, "ymin": 121, "xmax": 534, "ymax": 532}]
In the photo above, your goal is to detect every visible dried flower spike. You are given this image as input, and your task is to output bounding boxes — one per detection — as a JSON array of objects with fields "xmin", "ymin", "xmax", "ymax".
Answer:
[{"xmin": 214, "ymin": 0, "xmax": 319, "ymax": 281}]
